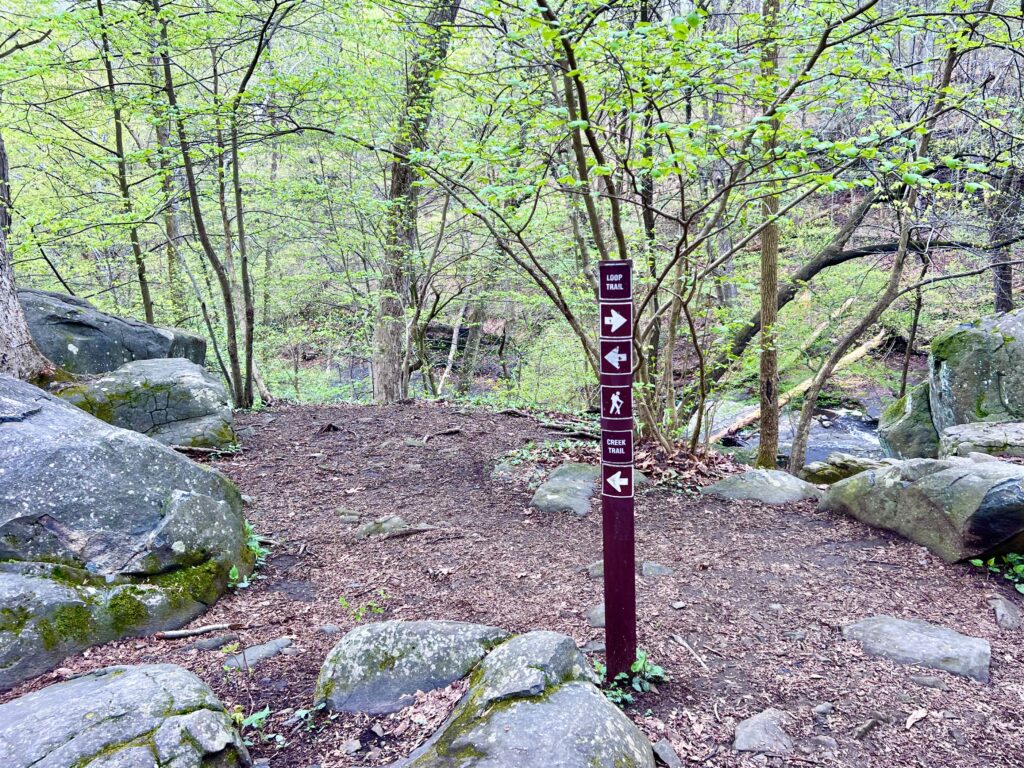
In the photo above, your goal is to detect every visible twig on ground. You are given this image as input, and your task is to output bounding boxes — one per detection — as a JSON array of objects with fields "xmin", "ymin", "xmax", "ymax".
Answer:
[
  {"xmin": 154, "ymin": 623, "xmax": 240, "ymax": 640},
  {"xmin": 670, "ymin": 633, "xmax": 709, "ymax": 671},
  {"xmin": 423, "ymin": 427, "xmax": 463, "ymax": 443}
]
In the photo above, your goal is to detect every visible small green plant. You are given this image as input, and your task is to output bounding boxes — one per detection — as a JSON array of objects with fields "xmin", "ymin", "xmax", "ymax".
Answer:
[
  {"xmin": 970, "ymin": 553, "xmax": 1024, "ymax": 595},
  {"xmin": 594, "ymin": 649, "xmax": 668, "ymax": 708},
  {"xmin": 232, "ymin": 705, "xmax": 287, "ymax": 749},
  {"xmin": 228, "ymin": 521, "xmax": 272, "ymax": 590},
  {"xmin": 241, "ymin": 705, "xmax": 272, "ymax": 730},
  {"xmin": 339, "ymin": 589, "xmax": 390, "ymax": 622},
  {"xmin": 245, "ymin": 521, "xmax": 271, "ymax": 566},
  {"xmin": 293, "ymin": 703, "xmax": 327, "ymax": 732},
  {"xmin": 228, "ymin": 564, "xmax": 249, "ymax": 590}
]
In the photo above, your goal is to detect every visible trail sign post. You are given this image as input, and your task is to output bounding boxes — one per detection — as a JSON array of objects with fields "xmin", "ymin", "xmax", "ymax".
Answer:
[{"xmin": 597, "ymin": 259, "xmax": 636, "ymax": 678}]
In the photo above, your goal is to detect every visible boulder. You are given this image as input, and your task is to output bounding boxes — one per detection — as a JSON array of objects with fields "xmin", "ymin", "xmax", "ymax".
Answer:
[
  {"xmin": 843, "ymin": 615, "xmax": 991, "ymax": 682},
  {"xmin": 733, "ymin": 708, "xmax": 793, "ymax": 755},
  {"xmin": 57, "ymin": 358, "xmax": 235, "ymax": 448},
  {"xmin": 19, "ymin": 289, "xmax": 205, "ymax": 374},
  {"xmin": 821, "ymin": 456, "xmax": 1024, "ymax": 562},
  {"xmin": 0, "ymin": 376, "xmax": 250, "ymax": 690},
  {"xmin": 0, "ymin": 563, "xmax": 211, "ymax": 691},
  {"xmin": 939, "ymin": 422, "xmax": 1024, "ymax": 459},
  {"xmin": 393, "ymin": 630, "xmax": 653, "ymax": 768},
  {"xmin": 702, "ymin": 469, "xmax": 821, "ymax": 505},
  {"xmin": 989, "ymin": 595, "xmax": 1022, "ymax": 630},
  {"xmin": 929, "ymin": 309, "xmax": 1024, "ymax": 432},
  {"xmin": 530, "ymin": 463, "xmax": 601, "ymax": 516},
  {"xmin": 315, "ymin": 620, "xmax": 509, "ymax": 714},
  {"xmin": 0, "ymin": 664, "xmax": 250, "ymax": 767},
  {"xmin": 801, "ymin": 452, "xmax": 893, "ymax": 484},
  {"xmin": 878, "ymin": 381, "xmax": 940, "ymax": 459},
  {"xmin": 223, "ymin": 636, "xmax": 293, "ymax": 670}
]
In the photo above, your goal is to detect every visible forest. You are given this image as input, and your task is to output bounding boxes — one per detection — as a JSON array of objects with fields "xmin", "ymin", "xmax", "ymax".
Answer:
[
  {"xmin": 1, "ymin": 1, "xmax": 1023, "ymax": 767},
  {"xmin": 0, "ymin": 0, "xmax": 1019, "ymax": 468}
]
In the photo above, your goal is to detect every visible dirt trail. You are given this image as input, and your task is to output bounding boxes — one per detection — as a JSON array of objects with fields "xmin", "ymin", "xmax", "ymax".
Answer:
[{"xmin": 9, "ymin": 402, "xmax": 1023, "ymax": 767}]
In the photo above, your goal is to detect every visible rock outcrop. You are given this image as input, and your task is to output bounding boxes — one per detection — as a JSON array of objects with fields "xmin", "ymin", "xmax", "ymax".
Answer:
[
  {"xmin": 391, "ymin": 630, "xmax": 654, "ymax": 768},
  {"xmin": 702, "ymin": 469, "xmax": 821, "ymax": 505},
  {"xmin": 939, "ymin": 422, "xmax": 1024, "ymax": 459},
  {"xmin": 529, "ymin": 462, "xmax": 601, "ymax": 516},
  {"xmin": 801, "ymin": 452, "xmax": 893, "ymax": 484},
  {"xmin": 878, "ymin": 381, "xmax": 940, "ymax": 459},
  {"xmin": 821, "ymin": 455, "xmax": 1024, "ymax": 562},
  {"xmin": 880, "ymin": 311, "xmax": 1024, "ymax": 461},
  {"xmin": 0, "ymin": 664, "xmax": 250, "ymax": 767},
  {"xmin": 19, "ymin": 289, "xmax": 205, "ymax": 374},
  {"xmin": 929, "ymin": 310, "xmax": 1024, "ymax": 432},
  {"xmin": 0, "ymin": 376, "xmax": 250, "ymax": 690},
  {"xmin": 316, "ymin": 620, "xmax": 509, "ymax": 714},
  {"xmin": 57, "ymin": 358, "xmax": 236, "ymax": 448},
  {"xmin": 843, "ymin": 615, "xmax": 991, "ymax": 682}
]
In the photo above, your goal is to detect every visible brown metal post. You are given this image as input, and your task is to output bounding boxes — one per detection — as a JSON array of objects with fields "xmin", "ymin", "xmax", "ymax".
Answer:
[{"xmin": 597, "ymin": 260, "xmax": 636, "ymax": 678}]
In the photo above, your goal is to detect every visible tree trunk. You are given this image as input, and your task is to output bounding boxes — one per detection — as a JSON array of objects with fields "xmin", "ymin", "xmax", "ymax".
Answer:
[
  {"xmin": 755, "ymin": 0, "xmax": 781, "ymax": 469},
  {"xmin": 372, "ymin": 0, "xmax": 461, "ymax": 404},
  {"xmin": 990, "ymin": 167, "xmax": 1020, "ymax": 313},
  {"xmin": 96, "ymin": 0, "xmax": 154, "ymax": 324},
  {"xmin": 0, "ymin": 134, "xmax": 52, "ymax": 381},
  {"xmin": 154, "ymin": 0, "xmax": 245, "ymax": 405},
  {"xmin": 457, "ymin": 301, "xmax": 486, "ymax": 395}
]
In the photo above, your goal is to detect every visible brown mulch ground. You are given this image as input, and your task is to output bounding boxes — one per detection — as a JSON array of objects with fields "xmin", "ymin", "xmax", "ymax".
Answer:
[{"xmin": 7, "ymin": 402, "xmax": 1024, "ymax": 767}]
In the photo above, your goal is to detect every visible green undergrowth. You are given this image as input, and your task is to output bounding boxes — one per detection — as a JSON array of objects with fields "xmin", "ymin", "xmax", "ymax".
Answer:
[
  {"xmin": 970, "ymin": 553, "xmax": 1024, "ymax": 595},
  {"xmin": 594, "ymin": 649, "xmax": 668, "ymax": 708}
]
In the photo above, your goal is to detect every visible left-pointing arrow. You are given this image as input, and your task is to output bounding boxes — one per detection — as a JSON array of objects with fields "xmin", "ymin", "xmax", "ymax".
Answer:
[
  {"xmin": 603, "ymin": 308, "xmax": 627, "ymax": 333},
  {"xmin": 606, "ymin": 470, "xmax": 630, "ymax": 493},
  {"xmin": 604, "ymin": 346, "xmax": 627, "ymax": 370}
]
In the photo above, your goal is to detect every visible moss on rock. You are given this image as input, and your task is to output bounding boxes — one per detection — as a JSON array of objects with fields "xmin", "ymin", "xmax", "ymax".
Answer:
[
  {"xmin": 0, "ymin": 607, "xmax": 31, "ymax": 635},
  {"xmin": 107, "ymin": 589, "xmax": 149, "ymax": 634},
  {"xmin": 148, "ymin": 560, "xmax": 223, "ymax": 607}
]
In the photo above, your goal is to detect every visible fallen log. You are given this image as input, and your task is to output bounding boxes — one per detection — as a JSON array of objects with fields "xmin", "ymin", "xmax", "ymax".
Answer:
[{"xmin": 708, "ymin": 328, "xmax": 887, "ymax": 443}]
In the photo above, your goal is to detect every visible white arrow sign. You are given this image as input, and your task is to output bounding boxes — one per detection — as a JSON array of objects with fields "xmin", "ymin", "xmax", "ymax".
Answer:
[
  {"xmin": 604, "ymin": 346, "xmax": 627, "ymax": 370},
  {"xmin": 606, "ymin": 470, "xmax": 630, "ymax": 493},
  {"xmin": 603, "ymin": 308, "xmax": 627, "ymax": 333}
]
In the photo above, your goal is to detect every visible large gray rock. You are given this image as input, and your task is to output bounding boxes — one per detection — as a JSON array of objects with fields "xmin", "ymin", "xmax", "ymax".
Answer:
[
  {"xmin": 0, "ymin": 563, "xmax": 210, "ymax": 690},
  {"xmin": 821, "ymin": 456, "xmax": 1024, "ymax": 562},
  {"xmin": 940, "ymin": 422, "xmax": 1024, "ymax": 459},
  {"xmin": 843, "ymin": 615, "xmax": 991, "ymax": 682},
  {"xmin": 57, "ymin": 358, "xmax": 235, "ymax": 448},
  {"xmin": 0, "ymin": 664, "xmax": 250, "ymax": 767},
  {"xmin": 530, "ymin": 462, "xmax": 601, "ymax": 516},
  {"xmin": 315, "ymin": 620, "xmax": 509, "ymax": 714},
  {"xmin": 393, "ymin": 630, "xmax": 653, "ymax": 768},
  {"xmin": 702, "ymin": 469, "xmax": 821, "ymax": 505},
  {"xmin": 0, "ymin": 376, "xmax": 250, "ymax": 690},
  {"xmin": 878, "ymin": 381, "xmax": 940, "ymax": 459},
  {"xmin": 929, "ymin": 310, "xmax": 1024, "ymax": 432},
  {"xmin": 19, "ymin": 289, "xmax": 205, "ymax": 374},
  {"xmin": 801, "ymin": 452, "xmax": 893, "ymax": 484}
]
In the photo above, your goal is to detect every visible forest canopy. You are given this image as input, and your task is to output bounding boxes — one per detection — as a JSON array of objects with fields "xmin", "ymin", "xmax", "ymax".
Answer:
[{"xmin": 2, "ymin": 0, "xmax": 1022, "ymax": 470}]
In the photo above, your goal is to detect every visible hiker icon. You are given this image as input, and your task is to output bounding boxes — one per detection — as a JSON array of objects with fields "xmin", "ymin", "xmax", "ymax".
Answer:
[{"xmin": 609, "ymin": 390, "xmax": 624, "ymax": 416}]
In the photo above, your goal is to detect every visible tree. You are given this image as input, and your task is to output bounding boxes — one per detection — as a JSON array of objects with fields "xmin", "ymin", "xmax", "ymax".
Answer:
[
  {"xmin": 371, "ymin": 0, "xmax": 462, "ymax": 404},
  {"xmin": 0, "ymin": 128, "xmax": 55, "ymax": 381},
  {"xmin": 754, "ymin": 0, "xmax": 781, "ymax": 469},
  {"xmin": 0, "ymin": 26, "xmax": 53, "ymax": 382}
]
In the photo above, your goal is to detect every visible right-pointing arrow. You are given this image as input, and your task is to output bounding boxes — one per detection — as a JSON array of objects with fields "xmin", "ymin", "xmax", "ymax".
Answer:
[
  {"xmin": 606, "ymin": 470, "xmax": 630, "ymax": 493},
  {"xmin": 603, "ymin": 308, "xmax": 627, "ymax": 333}
]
